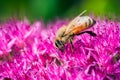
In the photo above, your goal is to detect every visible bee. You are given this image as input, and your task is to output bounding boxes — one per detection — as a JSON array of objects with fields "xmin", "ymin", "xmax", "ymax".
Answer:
[{"xmin": 54, "ymin": 10, "xmax": 96, "ymax": 51}]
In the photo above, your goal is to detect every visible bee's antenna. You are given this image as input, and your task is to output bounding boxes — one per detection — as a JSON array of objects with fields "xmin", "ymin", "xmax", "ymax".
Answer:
[{"xmin": 79, "ymin": 10, "xmax": 87, "ymax": 16}]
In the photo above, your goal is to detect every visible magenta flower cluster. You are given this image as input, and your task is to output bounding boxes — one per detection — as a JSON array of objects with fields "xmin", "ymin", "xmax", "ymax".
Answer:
[{"xmin": 0, "ymin": 18, "xmax": 120, "ymax": 80}]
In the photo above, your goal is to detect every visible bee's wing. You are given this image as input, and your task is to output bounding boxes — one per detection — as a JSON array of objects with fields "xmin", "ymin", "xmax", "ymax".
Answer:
[
  {"xmin": 64, "ymin": 10, "xmax": 87, "ymax": 36},
  {"xmin": 64, "ymin": 16, "xmax": 88, "ymax": 36}
]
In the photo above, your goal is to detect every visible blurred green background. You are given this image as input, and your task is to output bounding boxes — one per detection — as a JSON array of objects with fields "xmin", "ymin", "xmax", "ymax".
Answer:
[{"xmin": 0, "ymin": 0, "xmax": 120, "ymax": 22}]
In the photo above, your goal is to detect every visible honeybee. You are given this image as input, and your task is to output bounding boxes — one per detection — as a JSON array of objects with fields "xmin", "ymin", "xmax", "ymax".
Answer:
[{"xmin": 54, "ymin": 10, "xmax": 96, "ymax": 51}]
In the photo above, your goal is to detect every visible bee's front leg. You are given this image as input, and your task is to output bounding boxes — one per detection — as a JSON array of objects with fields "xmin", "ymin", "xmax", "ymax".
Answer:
[
  {"xmin": 70, "ymin": 38, "xmax": 74, "ymax": 48},
  {"xmin": 69, "ymin": 37, "xmax": 74, "ymax": 52}
]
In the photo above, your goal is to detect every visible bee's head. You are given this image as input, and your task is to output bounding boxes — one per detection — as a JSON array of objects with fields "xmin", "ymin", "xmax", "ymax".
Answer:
[{"xmin": 55, "ymin": 39, "xmax": 64, "ymax": 52}]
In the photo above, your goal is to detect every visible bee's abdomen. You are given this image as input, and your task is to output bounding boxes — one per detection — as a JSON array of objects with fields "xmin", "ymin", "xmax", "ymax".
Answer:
[{"xmin": 86, "ymin": 17, "xmax": 96, "ymax": 27}]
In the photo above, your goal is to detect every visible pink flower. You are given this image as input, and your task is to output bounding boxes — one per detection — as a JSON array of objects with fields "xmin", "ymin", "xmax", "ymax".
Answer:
[{"xmin": 0, "ymin": 18, "xmax": 120, "ymax": 80}]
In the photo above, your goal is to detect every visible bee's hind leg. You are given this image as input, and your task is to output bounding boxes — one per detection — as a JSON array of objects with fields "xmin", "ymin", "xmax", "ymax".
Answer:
[{"xmin": 77, "ymin": 31, "xmax": 97, "ymax": 36}]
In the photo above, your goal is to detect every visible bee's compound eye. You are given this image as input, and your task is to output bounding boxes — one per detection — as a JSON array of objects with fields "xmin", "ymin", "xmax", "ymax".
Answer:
[
  {"xmin": 55, "ymin": 40, "xmax": 63, "ymax": 47},
  {"xmin": 55, "ymin": 40, "xmax": 59, "ymax": 47},
  {"xmin": 55, "ymin": 40, "xmax": 64, "ymax": 51}
]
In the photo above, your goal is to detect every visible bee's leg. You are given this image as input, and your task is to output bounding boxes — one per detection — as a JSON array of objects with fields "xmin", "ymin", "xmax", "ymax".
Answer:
[
  {"xmin": 69, "ymin": 37, "xmax": 74, "ymax": 52},
  {"xmin": 85, "ymin": 31, "xmax": 97, "ymax": 36},
  {"xmin": 70, "ymin": 38, "xmax": 74, "ymax": 48},
  {"xmin": 77, "ymin": 31, "xmax": 96, "ymax": 36}
]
